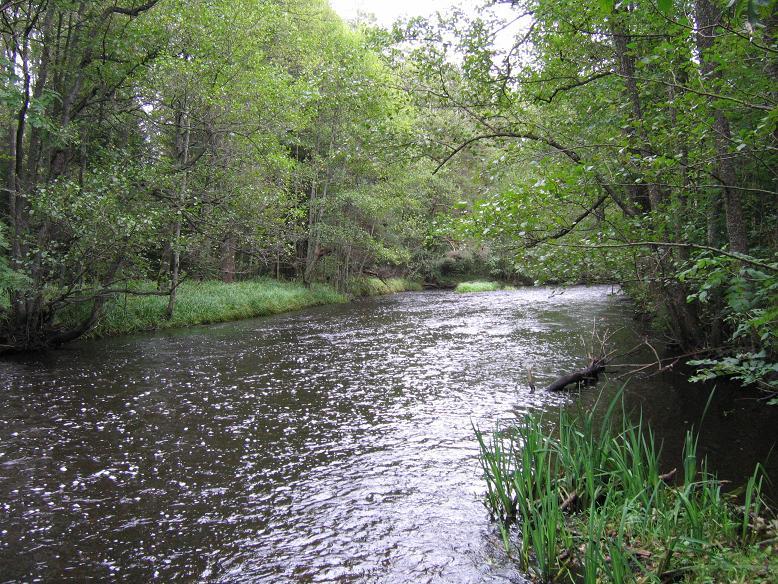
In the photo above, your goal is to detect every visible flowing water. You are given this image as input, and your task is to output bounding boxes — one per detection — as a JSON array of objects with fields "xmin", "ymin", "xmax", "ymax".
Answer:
[{"xmin": 1, "ymin": 287, "xmax": 776, "ymax": 583}]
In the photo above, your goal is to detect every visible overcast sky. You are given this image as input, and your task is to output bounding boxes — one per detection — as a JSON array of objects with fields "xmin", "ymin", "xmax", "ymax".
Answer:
[
  {"xmin": 330, "ymin": 0, "xmax": 472, "ymax": 26},
  {"xmin": 329, "ymin": 1, "xmax": 524, "ymax": 55}
]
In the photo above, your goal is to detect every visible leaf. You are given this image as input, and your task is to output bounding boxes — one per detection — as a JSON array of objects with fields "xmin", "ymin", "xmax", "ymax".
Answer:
[
  {"xmin": 599, "ymin": 0, "xmax": 614, "ymax": 14},
  {"xmin": 658, "ymin": 0, "xmax": 673, "ymax": 14}
]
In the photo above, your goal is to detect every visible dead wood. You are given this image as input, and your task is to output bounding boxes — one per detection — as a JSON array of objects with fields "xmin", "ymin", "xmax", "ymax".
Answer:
[{"xmin": 546, "ymin": 357, "xmax": 608, "ymax": 391}]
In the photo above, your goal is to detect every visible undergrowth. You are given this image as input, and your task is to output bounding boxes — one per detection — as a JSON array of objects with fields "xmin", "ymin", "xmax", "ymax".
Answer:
[{"xmin": 475, "ymin": 392, "xmax": 777, "ymax": 582}]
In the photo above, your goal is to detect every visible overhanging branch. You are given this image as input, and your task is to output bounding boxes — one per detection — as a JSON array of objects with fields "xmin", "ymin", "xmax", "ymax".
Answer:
[
  {"xmin": 103, "ymin": 1, "xmax": 160, "ymax": 18},
  {"xmin": 544, "ymin": 241, "xmax": 778, "ymax": 273},
  {"xmin": 433, "ymin": 131, "xmax": 638, "ymax": 216},
  {"xmin": 527, "ymin": 194, "xmax": 609, "ymax": 247}
]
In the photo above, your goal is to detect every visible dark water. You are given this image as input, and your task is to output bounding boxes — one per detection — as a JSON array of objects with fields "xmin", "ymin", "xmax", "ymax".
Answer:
[{"xmin": 1, "ymin": 287, "xmax": 776, "ymax": 583}]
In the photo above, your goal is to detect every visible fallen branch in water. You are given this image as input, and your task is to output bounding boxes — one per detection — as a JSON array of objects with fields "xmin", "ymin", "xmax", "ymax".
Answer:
[
  {"xmin": 546, "ymin": 356, "xmax": 608, "ymax": 391},
  {"xmin": 546, "ymin": 321, "xmax": 614, "ymax": 391}
]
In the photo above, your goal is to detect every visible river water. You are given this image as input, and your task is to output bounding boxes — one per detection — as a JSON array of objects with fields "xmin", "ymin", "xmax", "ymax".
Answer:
[{"xmin": 1, "ymin": 287, "xmax": 776, "ymax": 583}]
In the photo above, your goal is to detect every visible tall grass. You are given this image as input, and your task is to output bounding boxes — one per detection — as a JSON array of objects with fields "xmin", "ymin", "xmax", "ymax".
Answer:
[
  {"xmin": 455, "ymin": 280, "xmax": 515, "ymax": 293},
  {"xmin": 475, "ymin": 392, "xmax": 775, "ymax": 582},
  {"xmin": 346, "ymin": 276, "xmax": 423, "ymax": 296},
  {"xmin": 59, "ymin": 279, "xmax": 347, "ymax": 339}
]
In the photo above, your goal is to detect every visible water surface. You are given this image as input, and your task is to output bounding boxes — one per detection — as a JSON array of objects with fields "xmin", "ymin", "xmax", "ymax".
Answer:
[{"xmin": 1, "ymin": 287, "xmax": 776, "ymax": 582}]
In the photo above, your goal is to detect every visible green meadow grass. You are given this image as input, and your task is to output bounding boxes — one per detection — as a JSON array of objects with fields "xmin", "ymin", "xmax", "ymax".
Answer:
[
  {"xmin": 62, "ymin": 279, "xmax": 348, "ymax": 339},
  {"xmin": 475, "ymin": 392, "xmax": 776, "ymax": 582},
  {"xmin": 346, "ymin": 276, "xmax": 423, "ymax": 297},
  {"xmin": 59, "ymin": 276, "xmax": 423, "ymax": 340},
  {"xmin": 455, "ymin": 280, "xmax": 516, "ymax": 293}
]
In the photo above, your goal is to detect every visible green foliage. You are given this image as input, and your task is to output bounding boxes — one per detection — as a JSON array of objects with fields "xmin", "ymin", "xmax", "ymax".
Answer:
[
  {"xmin": 396, "ymin": 0, "xmax": 777, "ymax": 393},
  {"xmin": 680, "ymin": 254, "xmax": 778, "ymax": 397},
  {"xmin": 475, "ymin": 393, "xmax": 776, "ymax": 582},
  {"xmin": 0, "ymin": 225, "xmax": 30, "ymax": 302},
  {"xmin": 1, "ymin": 0, "xmax": 448, "ymax": 349}
]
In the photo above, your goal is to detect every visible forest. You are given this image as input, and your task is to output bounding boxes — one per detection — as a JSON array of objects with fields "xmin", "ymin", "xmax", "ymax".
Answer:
[{"xmin": 1, "ymin": 0, "xmax": 776, "ymax": 393}]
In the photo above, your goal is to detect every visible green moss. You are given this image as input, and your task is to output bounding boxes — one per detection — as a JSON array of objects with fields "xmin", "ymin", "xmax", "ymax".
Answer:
[
  {"xmin": 454, "ymin": 280, "xmax": 515, "ymax": 293},
  {"xmin": 61, "ymin": 279, "xmax": 347, "ymax": 339}
]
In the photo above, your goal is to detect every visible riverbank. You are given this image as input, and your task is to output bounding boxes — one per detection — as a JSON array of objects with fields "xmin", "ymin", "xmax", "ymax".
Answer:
[
  {"xmin": 67, "ymin": 277, "xmax": 421, "ymax": 340},
  {"xmin": 476, "ymin": 393, "xmax": 778, "ymax": 583}
]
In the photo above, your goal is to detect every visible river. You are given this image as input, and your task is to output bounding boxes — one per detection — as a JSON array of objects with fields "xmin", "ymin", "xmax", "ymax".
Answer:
[{"xmin": 1, "ymin": 287, "xmax": 776, "ymax": 582}]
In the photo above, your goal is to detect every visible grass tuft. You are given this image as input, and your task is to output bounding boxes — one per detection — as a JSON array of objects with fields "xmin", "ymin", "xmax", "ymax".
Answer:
[
  {"xmin": 455, "ymin": 280, "xmax": 516, "ymax": 293},
  {"xmin": 346, "ymin": 276, "xmax": 423, "ymax": 297}
]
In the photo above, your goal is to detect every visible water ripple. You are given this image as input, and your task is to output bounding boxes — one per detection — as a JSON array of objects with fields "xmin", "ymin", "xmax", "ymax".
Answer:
[{"xmin": 4, "ymin": 286, "xmax": 773, "ymax": 582}]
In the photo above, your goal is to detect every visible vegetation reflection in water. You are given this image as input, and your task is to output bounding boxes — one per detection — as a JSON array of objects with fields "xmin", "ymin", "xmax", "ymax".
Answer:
[{"xmin": 476, "ymin": 391, "xmax": 777, "ymax": 583}]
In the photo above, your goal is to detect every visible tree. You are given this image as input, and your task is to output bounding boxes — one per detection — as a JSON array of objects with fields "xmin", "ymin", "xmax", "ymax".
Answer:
[
  {"xmin": 397, "ymin": 0, "xmax": 777, "ymax": 362},
  {"xmin": 1, "ymin": 0, "xmax": 165, "ymax": 349}
]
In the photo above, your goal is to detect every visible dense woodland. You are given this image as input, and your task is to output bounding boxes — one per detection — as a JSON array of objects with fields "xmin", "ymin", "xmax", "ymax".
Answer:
[{"xmin": 1, "ymin": 0, "xmax": 776, "ymax": 396}]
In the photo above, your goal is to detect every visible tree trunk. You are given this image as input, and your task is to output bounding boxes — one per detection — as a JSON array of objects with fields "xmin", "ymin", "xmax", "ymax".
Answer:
[
  {"xmin": 220, "ymin": 235, "xmax": 236, "ymax": 283},
  {"xmin": 166, "ymin": 104, "xmax": 190, "ymax": 319},
  {"xmin": 695, "ymin": 0, "xmax": 748, "ymax": 254},
  {"xmin": 610, "ymin": 14, "xmax": 661, "ymax": 213},
  {"xmin": 303, "ymin": 180, "xmax": 319, "ymax": 285}
]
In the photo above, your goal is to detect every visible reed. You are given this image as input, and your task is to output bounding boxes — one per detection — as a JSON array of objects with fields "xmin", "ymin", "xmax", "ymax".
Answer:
[{"xmin": 474, "ymin": 392, "xmax": 775, "ymax": 582}]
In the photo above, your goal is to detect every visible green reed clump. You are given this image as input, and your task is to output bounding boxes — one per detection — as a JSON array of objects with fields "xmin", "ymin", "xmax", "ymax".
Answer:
[
  {"xmin": 474, "ymin": 393, "xmax": 776, "ymax": 583},
  {"xmin": 60, "ymin": 279, "xmax": 347, "ymax": 339}
]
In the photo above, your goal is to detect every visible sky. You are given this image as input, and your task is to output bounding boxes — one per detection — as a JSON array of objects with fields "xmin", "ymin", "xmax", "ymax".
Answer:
[
  {"xmin": 330, "ymin": 0, "xmax": 476, "ymax": 27},
  {"xmin": 329, "ymin": 1, "xmax": 524, "ymax": 55}
]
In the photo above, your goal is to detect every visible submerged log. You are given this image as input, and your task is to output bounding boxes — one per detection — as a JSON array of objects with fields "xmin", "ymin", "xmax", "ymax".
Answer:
[{"xmin": 546, "ymin": 357, "xmax": 607, "ymax": 392}]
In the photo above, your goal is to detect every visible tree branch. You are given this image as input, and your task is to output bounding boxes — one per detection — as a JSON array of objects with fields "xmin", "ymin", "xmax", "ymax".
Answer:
[
  {"xmin": 104, "ymin": 1, "xmax": 161, "ymax": 18},
  {"xmin": 545, "ymin": 241, "xmax": 778, "ymax": 272},
  {"xmin": 433, "ymin": 131, "xmax": 639, "ymax": 216},
  {"xmin": 527, "ymin": 194, "xmax": 609, "ymax": 247},
  {"xmin": 535, "ymin": 71, "xmax": 613, "ymax": 103}
]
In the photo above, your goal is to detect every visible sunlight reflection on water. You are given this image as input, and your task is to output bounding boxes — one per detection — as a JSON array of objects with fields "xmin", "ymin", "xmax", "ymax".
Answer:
[{"xmin": 2, "ymin": 286, "xmax": 774, "ymax": 582}]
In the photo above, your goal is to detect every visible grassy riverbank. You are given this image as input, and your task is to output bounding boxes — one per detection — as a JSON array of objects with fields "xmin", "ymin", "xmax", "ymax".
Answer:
[
  {"xmin": 476, "ymin": 394, "xmax": 777, "ymax": 582},
  {"xmin": 64, "ymin": 276, "xmax": 423, "ymax": 340},
  {"xmin": 455, "ymin": 280, "xmax": 516, "ymax": 293},
  {"xmin": 64, "ymin": 279, "xmax": 346, "ymax": 340}
]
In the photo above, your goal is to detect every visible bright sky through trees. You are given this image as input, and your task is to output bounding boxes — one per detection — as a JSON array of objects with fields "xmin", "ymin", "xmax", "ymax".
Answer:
[{"xmin": 330, "ymin": 0, "xmax": 461, "ymax": 25}]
